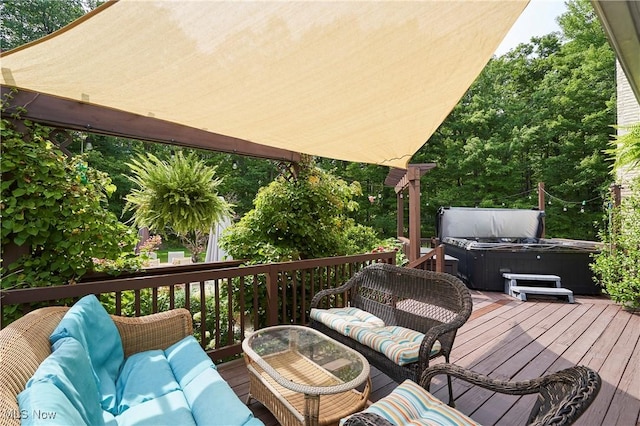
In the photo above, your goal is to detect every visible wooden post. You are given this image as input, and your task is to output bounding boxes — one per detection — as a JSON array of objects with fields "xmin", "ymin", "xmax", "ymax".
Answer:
[
  {"xmin": 265, "ymin": 266, "xmax": 279, "ymax": 326},
  {"xmin": 408, "ymin": 166, "xmax": 421, "ymax": 262},
  {"xmin": 397, "ymin": 192, "xmax": 404, "ymax": 238},
  {"xmin": 435, "ymin": 244, "xmax": 445, "ymax": 273},
  {"xmin": 538, "ymin": 182, "xmax": 545, "ymax": 238},
  {"xmin": 611, "ymin": 184, "xmax": 622, "ymax": 207}
]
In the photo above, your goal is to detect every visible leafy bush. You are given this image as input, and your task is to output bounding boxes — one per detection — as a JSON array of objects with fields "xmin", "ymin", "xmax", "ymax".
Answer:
[
  {"xmin": 220, "ymin": 158, "xmax": 373, "ymax": 263},
  {"xmin": 1, "ymin": 98, "xmax": 139, "ymax": 296},
  {"xmin": 591, "ymin": 177, "xmax": 640, "ymax": 310}
]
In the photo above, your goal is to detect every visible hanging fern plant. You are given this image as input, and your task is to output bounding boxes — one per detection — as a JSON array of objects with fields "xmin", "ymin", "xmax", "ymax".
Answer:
[{"xmin": 124, "ymin": 151, "xmax": 233, "ymax": 261}]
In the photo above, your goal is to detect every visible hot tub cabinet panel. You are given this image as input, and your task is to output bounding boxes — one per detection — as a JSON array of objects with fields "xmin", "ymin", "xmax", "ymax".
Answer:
[{"xmin": 442, "ymin": 241, "xmax": 600, "ymax": 295}]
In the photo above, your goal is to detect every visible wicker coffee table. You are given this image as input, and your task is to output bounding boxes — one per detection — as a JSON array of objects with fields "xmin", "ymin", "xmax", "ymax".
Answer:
[{"xmin": 242, "ymin": 325, "xmax": 371, "ymax": 426}]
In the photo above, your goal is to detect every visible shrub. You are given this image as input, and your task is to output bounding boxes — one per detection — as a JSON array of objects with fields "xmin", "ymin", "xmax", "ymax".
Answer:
[
  {"xmin": 591, "ymin": 177, "xmax": 640, "ymax": 310},
  {"xmin": 1, "ymin": 98, "xmax": 139, "ymax": 293}
]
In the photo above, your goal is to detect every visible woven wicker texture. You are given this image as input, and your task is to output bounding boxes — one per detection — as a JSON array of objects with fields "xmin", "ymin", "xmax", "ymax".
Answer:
[
  {"xmin": 310, "ymin": 263, "xmax": 472, "ymax": 404},
  {"xmin": 421, "ymin": 364, "xmax": 601, "ymax": 426},
  {"xmin": 245, "ymin": 350, "xmax": 370, "ymax": 426},
  {"xmin": 0, "ymin": 305, "xmax": 193, "ymax": 426}
]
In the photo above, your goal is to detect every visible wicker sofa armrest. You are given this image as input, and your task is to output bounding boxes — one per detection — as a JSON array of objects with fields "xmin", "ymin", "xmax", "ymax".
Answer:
[
  {"xmin": 417, "ymin": 317, "xmax": 469, "ymax": 370},
  {"xmin": 421, "ymin": 364, "xmax": 601, "ymax": 426},
  {"xmin": 112, "ymin": 308, "xmax": 193, "ymax": 357}
]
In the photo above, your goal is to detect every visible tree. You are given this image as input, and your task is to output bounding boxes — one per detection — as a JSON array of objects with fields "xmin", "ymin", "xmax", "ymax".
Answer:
[
  {"xmin": 413, "ymin": 0, "xmax": 614, "ymax": 240},
  {"xmin": 0, "ymin": 0, "xmax": 99, "ymax": 51},
  {"xmin": 124, "ymin": 151, "xmax": 233, "ymax": 262}
]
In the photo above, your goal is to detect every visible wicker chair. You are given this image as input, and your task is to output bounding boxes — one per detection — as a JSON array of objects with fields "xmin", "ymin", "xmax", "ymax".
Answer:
[
  {"xmin": 343, "ymin": 364, "xmax": 601, "ymax": 426},
  {"xmin": 310, "ymin": 263, "xmax": 473, "ymax": 405},
  {"xmin": 0, "ymin": 306, "xmax": 192, "ymax": 426}
]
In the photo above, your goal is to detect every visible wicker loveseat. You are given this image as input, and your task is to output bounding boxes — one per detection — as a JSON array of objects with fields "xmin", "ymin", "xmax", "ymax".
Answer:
[
  {"xmin": 0, "ymin": 295, "xmax": 261, "ymax": 426},
  {"xmin": 310, "ymin": 263, "xmax": 473, "ymax": 405},
  {"xmin": 343, "ymin": 363, "xmax": 601, "ymax": 426}
]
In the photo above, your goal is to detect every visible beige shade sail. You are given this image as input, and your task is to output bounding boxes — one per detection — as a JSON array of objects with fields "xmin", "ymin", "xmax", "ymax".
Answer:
[{"xmin": 0, "ymin": 0, "xmax": 528, "ymax": 169}]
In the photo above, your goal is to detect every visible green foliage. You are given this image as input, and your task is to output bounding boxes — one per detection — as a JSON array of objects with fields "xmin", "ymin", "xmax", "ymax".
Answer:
[
  {"xmin": 0, "ymin": 0, "xmax": 96, "ymax": 50},
  {"xmin": 606, "ymin": 122, "xmax": 640, "ymax": 173},
  {"xmin": 124, "ymin": 151, "xmax": 233, "ymax": 260},
  {"xmin": 0, "ymin": 100, "xmax": 139, "ymax": 295},
  {"xmin": 220, "ymin": 159, "xmax": 373, "ymax": 263},
  {"xmin": 591, "ymin": 178, "xmax": 640, "ymax": 309}
]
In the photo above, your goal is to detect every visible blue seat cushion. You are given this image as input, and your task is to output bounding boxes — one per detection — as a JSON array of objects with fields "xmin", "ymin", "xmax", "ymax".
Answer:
[
  {"xmin": 50, "ymin": 294, "xmax": 124, "ymax": 414},
  {"xmin": 165, "ymin": 335, "xmax": 216, "ymax": 388},
  {"xmin": 116, "ymin": 349, "xmax": 181, "ymax": 414},
  {"xmin": 17, "ymin": 381, "xmax": 88, "ymax": 426},
  {"xmin": 21, "ymin": 337, "xmax": 103, "ymax": 425},
  {"xmin": 182, "ymin": 366, "xmax": 258, "ymax": 426},
  {"xmin": 113, "ymin": 390, "xmax": 197, "ymax": 426}
]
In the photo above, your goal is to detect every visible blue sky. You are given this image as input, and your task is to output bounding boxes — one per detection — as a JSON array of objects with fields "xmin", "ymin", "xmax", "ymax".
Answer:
[{"xmin": 494, "ymin": 0, "xmax": 568, "ymax": 56}]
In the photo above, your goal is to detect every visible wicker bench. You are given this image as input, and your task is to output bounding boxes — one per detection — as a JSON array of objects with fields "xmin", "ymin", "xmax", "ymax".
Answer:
[{"xmin": 310, "ymin": 263, "xmax": 472, "ymax": 405}]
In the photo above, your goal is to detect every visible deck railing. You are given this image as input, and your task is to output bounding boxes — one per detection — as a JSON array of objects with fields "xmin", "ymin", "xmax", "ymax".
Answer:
[{"xmin": 0, "ymin": 252, "xmax": 395, "ymax": 362}]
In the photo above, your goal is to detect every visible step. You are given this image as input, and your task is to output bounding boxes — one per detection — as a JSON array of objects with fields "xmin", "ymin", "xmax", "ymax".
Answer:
[{"xmin": 510, "ymin": 285, "xmax": 574, "ymax": 303}]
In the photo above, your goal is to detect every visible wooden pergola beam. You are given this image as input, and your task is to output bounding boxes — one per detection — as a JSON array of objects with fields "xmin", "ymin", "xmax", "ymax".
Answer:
[
  {"xmin": 384, "ymin": 163, "xmax": 436, "ymax": 262},
  {"xmin": 1, "ymin": 86, "xmax": 302, "ymax": 163}
]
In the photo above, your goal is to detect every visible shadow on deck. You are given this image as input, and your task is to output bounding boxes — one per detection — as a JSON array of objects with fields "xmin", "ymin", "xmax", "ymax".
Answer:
[{"xmin": 218, "ymin": 290, "xmax": 640, "ymax": 425}]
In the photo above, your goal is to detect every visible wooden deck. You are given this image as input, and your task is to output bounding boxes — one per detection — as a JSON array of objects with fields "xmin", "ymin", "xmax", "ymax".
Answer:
[{"xmin": 218, "ymin": 290, "xmax": 640, "ymax": 425}]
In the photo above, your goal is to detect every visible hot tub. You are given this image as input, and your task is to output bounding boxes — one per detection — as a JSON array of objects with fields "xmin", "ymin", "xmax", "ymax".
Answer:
[{"xmin": 436, "ymin": 207, "xmax": 601, "ymax": 295}]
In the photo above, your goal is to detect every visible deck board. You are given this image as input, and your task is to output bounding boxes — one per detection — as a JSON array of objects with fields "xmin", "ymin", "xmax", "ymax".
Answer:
[{"xmin": 217, "ymin": 291, "xmax": 640, "ymax": 425}]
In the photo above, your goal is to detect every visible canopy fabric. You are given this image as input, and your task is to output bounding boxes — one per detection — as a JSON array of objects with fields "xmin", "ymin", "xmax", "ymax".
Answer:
[{"xmin": 0, "ymin": 0, "xmax": 528, "ymax": 169}]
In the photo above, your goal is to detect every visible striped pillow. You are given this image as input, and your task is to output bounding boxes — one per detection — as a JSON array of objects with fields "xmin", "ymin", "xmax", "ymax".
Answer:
[
  {"xmin": 360, "ymin": 379, "xmax": 478, "ymax": 425},
  {"xmin": 348, "ymin": 326, "xmax": 441, "ymax": 366},
  {"xmin": 310, "ymin": 307, "xmax": 385, "ymax": 335}
]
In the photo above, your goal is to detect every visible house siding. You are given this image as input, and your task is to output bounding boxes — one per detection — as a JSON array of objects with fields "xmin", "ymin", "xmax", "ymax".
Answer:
[{"xmin": 616, "ymin": 60, "xmax": 640, "ymax": 198}]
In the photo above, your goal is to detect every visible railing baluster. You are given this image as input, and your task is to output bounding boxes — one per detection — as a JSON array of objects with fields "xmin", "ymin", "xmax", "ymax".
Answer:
[
  {"xmin": 185, "ymin": 282, "xmax": 191, "ymax": 312},
  {"xmin": 134, "ymin": 289, "xmax": 141, "ymax": 316},
  {"xmin": 252, "ymin": 274, "xmax": 259, "ymax": 331},
  {"xmin": 226, "ymin": 277, "xmax": 233, "ymax": 346},
  {"xmin": 152, "ymin": 287, "xmax": 158, "ymax": 313},
  {"xmin": 115, "ymin": 291, "xmax": 122, "ymax": 316},
  {"xmin": 214, "ymin": 278, "xmax": 220, "ymax": 349},
  {"xmin": 239, "ymin": 276, "xmax": 245, "ymax": 341},
  {"xmin": 169, "ymin": 285, "xmax": 175, "ymax": 310},
  {"xmin": 200, "ymin": 280, "xmax": 206, "ymax": 349}
]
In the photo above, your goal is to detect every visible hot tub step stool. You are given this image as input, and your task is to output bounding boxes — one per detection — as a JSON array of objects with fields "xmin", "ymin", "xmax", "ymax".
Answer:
[{"xmin": 503, "ymin": 273, "xmax": 574, "ymax": 303}]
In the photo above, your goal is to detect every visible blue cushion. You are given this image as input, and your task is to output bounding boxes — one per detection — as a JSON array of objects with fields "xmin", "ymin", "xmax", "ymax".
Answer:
[
  {"xmin": 165, "ymin": 335, "xmax": 216, "ymax": 388},
  {"xmin": 50, "ymin": 294, "xmax": 124, "ymax": 414},
  {"xmin": 116, "ymin": 350, "xmax": 181, "ymax": 414},
  {"xmin": 114, "ymin": 390, "xmax": 197, "ymax": 426},
  {"xmin": 182, "ymin": 367, "xmax": 259, "ymax": 426},
  {"xmin": 103, "ymin": 410, "xmax": 117, "ymax": 426},
  {"xmin": 17, "ymin": 381, "xmax": 89, "ymax": 426},
  {"xmin": 24, "ymin": 337, "xmax": 103, "ymax": 425}
]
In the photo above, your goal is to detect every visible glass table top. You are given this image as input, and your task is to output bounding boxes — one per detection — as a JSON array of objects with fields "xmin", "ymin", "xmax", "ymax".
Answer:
[{"xmin": 242, "ymin": 325, "xmax": 370, "ymax": 395}]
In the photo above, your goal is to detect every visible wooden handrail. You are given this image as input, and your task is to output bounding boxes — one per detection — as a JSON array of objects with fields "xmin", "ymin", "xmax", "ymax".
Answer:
[{"xmin": 406, "ymin": 244, "xmax": 445, "ymax": 272}]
